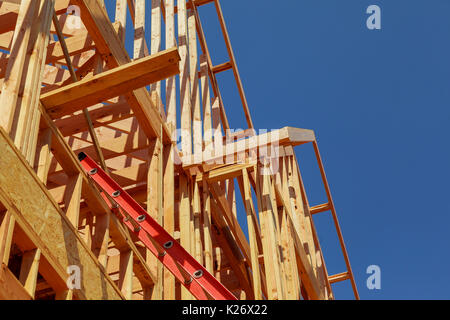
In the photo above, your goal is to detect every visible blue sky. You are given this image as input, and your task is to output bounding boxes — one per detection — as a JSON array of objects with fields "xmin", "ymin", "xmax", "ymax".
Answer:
[{"xmin": 104, "ymin": 1, "xmax": 450, "ymax": 299}]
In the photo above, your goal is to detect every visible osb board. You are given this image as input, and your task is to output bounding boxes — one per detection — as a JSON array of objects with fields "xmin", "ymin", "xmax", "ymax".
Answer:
[{"xmin": 0, "ymin": 129, "xmax": 123, "ymax": 300}]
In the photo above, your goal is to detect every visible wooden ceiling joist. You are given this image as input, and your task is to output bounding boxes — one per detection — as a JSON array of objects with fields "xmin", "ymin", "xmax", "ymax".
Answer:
[{"xmin": 183, "ymin": 126, "xmax": 316, "ymax": 169}]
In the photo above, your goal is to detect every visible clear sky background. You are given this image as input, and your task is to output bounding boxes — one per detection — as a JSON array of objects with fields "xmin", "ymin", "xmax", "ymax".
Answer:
[{"xmin": 104, "ymin": 1, "xmax": 450, "ymax": 299}]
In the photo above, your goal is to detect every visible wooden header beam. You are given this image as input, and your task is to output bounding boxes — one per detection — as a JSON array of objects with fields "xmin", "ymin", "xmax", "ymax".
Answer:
[
  {"xmin": 183, "ymin": 126, "xmax": 316, "ymax": 168},
  {"xmin": 41, "ymin": 47, "xmax": 180, "ymax": 119}
]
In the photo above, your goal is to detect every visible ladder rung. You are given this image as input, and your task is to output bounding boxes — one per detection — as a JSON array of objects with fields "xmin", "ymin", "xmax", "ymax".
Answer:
[
  {"xmin": 328, "ymin": 271, "xmax": 350, "ymax": 284},
  {"xmin": 310, "ymin": 203, "xmax": 331, "ymax": 215},
  {"xmin": 212, "ymin": 61, "xmax": 232, "ymax": 74}
]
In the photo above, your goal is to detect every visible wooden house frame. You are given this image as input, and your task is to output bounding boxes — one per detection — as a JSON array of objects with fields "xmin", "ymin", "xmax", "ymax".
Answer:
[{"xmin": 0, "ymin": 0, "xmax": 358, "ymax": 300}]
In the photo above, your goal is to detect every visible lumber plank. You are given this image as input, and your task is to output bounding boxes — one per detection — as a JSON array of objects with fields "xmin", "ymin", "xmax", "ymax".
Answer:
[
  {"xmin": 179, "ymin": 173, "xmax": 193, "ymax": 300},
  {"xmin": 118, "ymin": 250, "xmax": 134, "ymax": 299},
  {"xmin": 22, "ymin": 0, "xmax": 55, "ymax": 164},
  {"xmin": 200, "ymin": 54, "xmax": 213, "ymax": 150},
  {"xmin": 189, "ymin": 9, "xmax": 202, "ymax": 160},
  {"xmin": 278, "ymin": 152, "xmax": 301, "ymax": 299},
  {"xmin": 226, "ymin": 180, "xmax": 237, "ymax": 219},
  {"xmin": 146, "ymin": 138, "xmax": 162, "ymax": 299},
  {"xmin": 63, "ymin": 173, "xmax": 83, "ymax": 227},
  {"xmin": 209, "ymin": 182, "xmax": 251, "ymax": 266},
  {"xmin": 189, "ymin": 182, "xmax": 196, "ymax": 268},
  {"xmin": 289, "ymin": 146, "xmax": 330, "ymax": 298},
  {"xmin": 19, "ymin": 248, "xmax": 41, "ymax": 298},
  {"xmin": 133, "ymin": 0, "xmax": 146, "ymax": 59},
  {"xmin": 193, "ymin": 181, "xmax": 203, "ymax": 264},
  {"xmin": 41, "ymin": 48, "xmax": 180, "ymax": 119},
  {"xmin": 202, "ymin": 179, "xmax": 214, "ymax": 274},
  {"xmin": 287, "ymin": 210, "xmax": 324, "ymax": 300},
  {"xmin": 0, "ymin": 0, "xmax": 38, "ymax": 135},
  {"xmin": 240, "ymin": 169, "xmax": 262, "ymax": 299},
  {"xmin": 209, "ymin": 200, "xmax": 253, "ymax": 299},
  {"xmin": 254, "ymin": 166, "xmax": 283, "ymax": 300},
  {"xmin": 164, "ymin": 0, "xmax": 176, "ymax": 136},
  {"xmin": 115, "ymin": 0, "xmax": 127, "ymax": 43},
  {"xmin": 178, "ymin": 0, "xmax": 192, "ymax": 157},
  {"xmin": 155, "ymin": 133, "xmax": 164, "ymax": 299},
  {"xmin": 268, "ymin": 148, "xmax": 325, "ymax": 300},
  {"xmin": 90, "ymin": 211, "xmax": 110, "ymax": 268},
  {"xmin": 150, "ymin": 0, "xmax": 161, "ymax": 95},
  {"xmin": 211, "ymin": 98, "xmax": 223, "ymax": 162},
  {"xmin": 163, "ymin": 144, "xmax": 175, "ymax": 299},
  {"xmin": 183, "ymin": 127, "xmax": 315, "ymax": 168},
  {"xmin": 286, "ymin": 149, "xmax": 318, "ymax": 275},
  {"xmin": 0, "ymin": 210, "xmax": 14, "ymax": 265}
]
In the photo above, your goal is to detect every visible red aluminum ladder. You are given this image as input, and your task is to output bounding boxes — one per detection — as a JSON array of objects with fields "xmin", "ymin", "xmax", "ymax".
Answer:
[{"xmin": 78, "ymin": 152, "xmax": 237, "ymax": 300}]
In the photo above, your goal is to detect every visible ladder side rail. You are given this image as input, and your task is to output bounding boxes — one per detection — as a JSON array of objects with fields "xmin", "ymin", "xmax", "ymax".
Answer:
[
  {"xmin": 78, "ymin": 152, "xmax": 236, "ymax": 300},
  {"xmin": 311, "ymin": 141, "xmax": 359, "ymax": 300}
]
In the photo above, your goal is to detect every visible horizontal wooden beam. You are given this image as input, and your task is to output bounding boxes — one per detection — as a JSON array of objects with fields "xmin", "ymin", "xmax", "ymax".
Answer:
[
  {"xmin": 41, "ymin": 47, "xmax": 180, "ymax": 119},
  {"xmin": 0, "ymin": 0, "xmax": 21, "ymax": 5}
]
